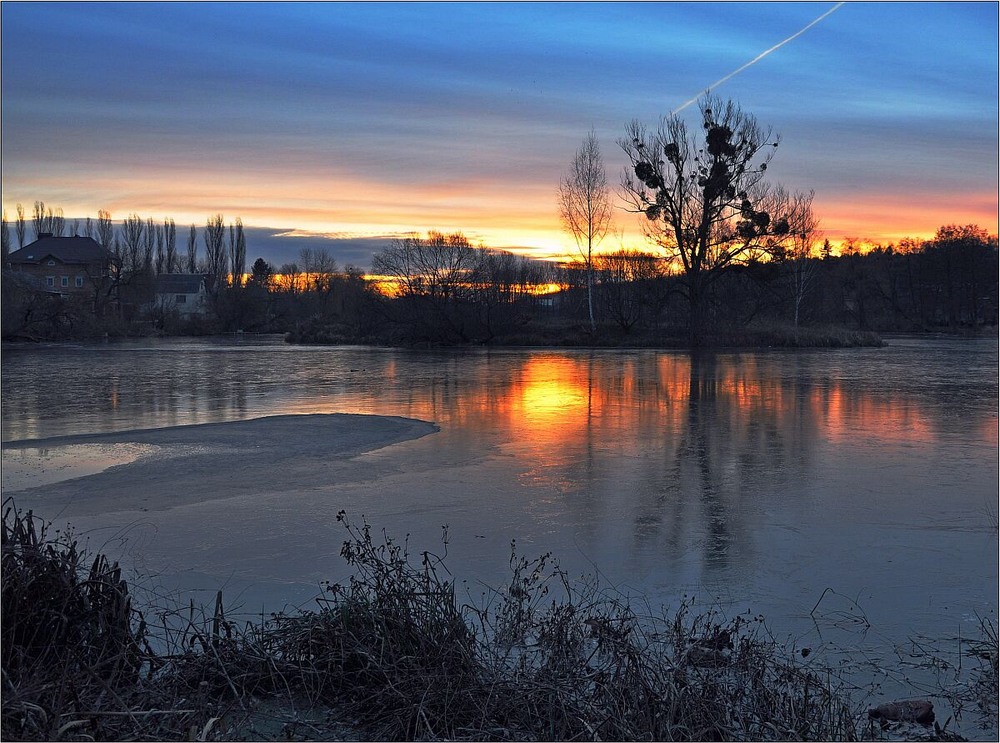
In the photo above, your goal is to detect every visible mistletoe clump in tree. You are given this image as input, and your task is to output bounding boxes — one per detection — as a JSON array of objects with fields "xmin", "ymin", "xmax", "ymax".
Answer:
[{"xmin": 620, "ymin": 95, "xmax": 800, "ymax": 345}]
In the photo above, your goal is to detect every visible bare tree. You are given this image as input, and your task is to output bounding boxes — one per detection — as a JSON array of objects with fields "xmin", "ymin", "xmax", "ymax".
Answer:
[
  {"xmin": 204, "ymin": 214, "xmax": 228, "ymax": 292},
  {"xmin": 595, "ymin": 248, "xmax": 668, "ymax": 332},
  {"xmin": 776, "ymin": 190, "xmax": 820, "ymax": 328},
  {"xmin": 52, "ymin": 208, "xmax": 65, "ymax": 237},
  {"xmin": 31, "ymin": 201, "xmax": 50, "ymax": 239},
  {"xmin": 373, "ymin": 231, "xmax": 479, "ymax": 301},
  {"xmin": 299, "ymin": 247, "xmax": 338, "ymax": 293},
  {"xmin": 96, "ymin": 210, "xmax": 114, "ymax": 249},
  {"xmin": 277, "ymin": 262, "xmax": 302, "ymax": 294},
  {"xmin": 119, "ymin": 214, "xmax": 145, "ymax": 273},
  {"xmin": 228, "ymin": 218, "xmax": 247, "ymax": 288},
  {"xmin": 1, "ymin": 211, "xmax": 9, "ymax": 263},
  {"xmin": 164, "ymin": 219, "xmax": 177, "ymax": 273},
  {"xmin": 142, "ymin": 217, "xmax": 156, "ymax": 272},
  {"xmin": 559, "ymin": 130, "xmax": 613, "ymax": 332},
  {"xmin": 15, "ymin": 204, "xmax": 26, "ymax": 248},
  {"xmin": 154, "ymin": 222, "xmax": 166, "ymax": 274},
  {"xmin": 84, "ymin": 216, "xmax": 94, "ymax": 239},
  {"xmin": 186, "ymin": 224, "xmax": 198, "ymax": 273},
  {"xmin": 30, "ymin": 202, "xmax": 66, "ymax": 237},
  {"xmin": 619, "ymin": 95, "xmax": 794, "ymax": 345},
  {"xmin": 372, "ymin": 231, "xmax": 482, "ymax": 341}
]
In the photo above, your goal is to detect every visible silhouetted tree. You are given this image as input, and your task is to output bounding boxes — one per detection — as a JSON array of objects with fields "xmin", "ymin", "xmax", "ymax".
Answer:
[
  {"xmin": 204, "ymin": 214, "xmax": 227, "ymax": 293},
  {"xmin": 31, "ymin": 201, "xmax": 52, "ymax": 239},
  {"xmin": 249, "ymin": 257, "xmax": 274, "ymax": 289},
  {"xmin": 773, "ymin": 190, "xmax": 819, "ymax": 327},
  {"xmin": 14, "ymin": 204, "xmax": 26, "ymax": 248},
  {"xmin": 142, "ymin": 217, "xmax": 156, "ymax": 273},
  {"xmin": 96, "ymin": 210, "xmax": 114, "ymax": 249},
  {"xmin": 372, "ymin": 231, "xmax": 482, "ymax": 342},
  {"xmin": 228, "ymin": 218, "xmax": 246, "ymax": 288},
  {"xmin": 560, "ymin": 130, "xmax": 613, "ymax": 332},
  {"xmin": 595, "ymin": 248, "xmax": 668, "ymax": 331},
  {"xmin": 299, "ymin": 247, "xmax": 338, "ymax": 293},
  {"xmin": 186, "ymin": 225, "xmax": 198, "ymax": 273},
  {"xmin": 925, "ymin": 224, "xmax": 998, "ymax": 327},
  {"xmin": 1, "ymin": 211, "xmax": 9, "ymax": 264},
  {"xmin": 29, "ymin": 201, "xmax": 65, "ymax": 237},
  {"xmin": 620, "ymin": 96, "xmax": 795, "ymax": 344},
  {"xmin": 472, "ymin": 249, "xmax": 550, "ymax": 339},
  {"xmin": 154, "ymin": 223, "xmax": 166, "ymax": 274},
  {"xmin": 164, "ymin": 219, "xmax": 177, "ymax": 273},
  {"xmin": 119, "ymin": 214, "xmax": 145, "ymax": 273}
]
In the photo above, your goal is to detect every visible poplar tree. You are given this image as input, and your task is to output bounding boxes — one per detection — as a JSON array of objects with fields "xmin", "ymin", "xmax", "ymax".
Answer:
[
  {"xmin": 204, "ymin": 214, "xmax": 228, "ymax": 293},
  {"xmin": 559, "ymin": 130, "xmax": 613, "ymax": 332},
  {"xmin": 15, "ymin": 204, "xmax": 26, "ymax": 248},
  {"xmin": 187, "ymin": 225, "xmax": 198, "ymax": 273}
]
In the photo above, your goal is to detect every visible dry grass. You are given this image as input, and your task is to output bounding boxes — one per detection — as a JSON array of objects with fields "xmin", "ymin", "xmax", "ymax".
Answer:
[{"xmin": 2, "ymin": 503, "xmax": 987, "ymax": 741}]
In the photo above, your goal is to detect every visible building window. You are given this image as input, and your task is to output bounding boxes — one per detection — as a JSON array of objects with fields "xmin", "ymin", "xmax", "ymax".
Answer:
[
  {"xmin": 75, "ymin": 276, "xmax": 84, "ymax": 288},
  {"xmin": 46, "ymin": 276, "xmax": 55, "ymax": 287},
  {"xmin": 61, "ymin": 276, "xmax": 69, "ymax": 288},
  {"xmin": 47, "ymin": 259, "xmax": 56, "ymax": 266},
  {"xmin": 175, "ymin": 294, "xmax": 187, "ymax": 303}
]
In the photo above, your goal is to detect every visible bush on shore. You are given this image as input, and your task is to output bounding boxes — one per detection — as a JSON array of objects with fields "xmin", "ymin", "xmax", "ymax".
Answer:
[{"xmin": 2, "ymin": 504, "xmax": 992, "ymax": 741}]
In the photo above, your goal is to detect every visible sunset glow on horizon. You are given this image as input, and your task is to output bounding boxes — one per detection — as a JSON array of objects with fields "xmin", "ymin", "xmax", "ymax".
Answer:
[{"xmin": 2, "ymin": 2, "xmax": 996, "ymax": 269}]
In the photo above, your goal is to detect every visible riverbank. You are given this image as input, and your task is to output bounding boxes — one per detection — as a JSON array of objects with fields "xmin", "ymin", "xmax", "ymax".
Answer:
[{"xmin": 5, "ymin": 504, "xmax": 994, "ymax": 741}]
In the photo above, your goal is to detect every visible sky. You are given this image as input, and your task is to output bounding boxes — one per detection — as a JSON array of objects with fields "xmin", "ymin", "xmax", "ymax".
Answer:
[{"xmin": 2, "ymin": 1, "xmax": 997, "ymax": 270}]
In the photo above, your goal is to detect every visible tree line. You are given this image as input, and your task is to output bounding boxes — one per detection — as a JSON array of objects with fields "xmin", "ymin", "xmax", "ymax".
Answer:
[{"xmin": 2, "ymin": 96, "xmax": 997, "ymax": 344}]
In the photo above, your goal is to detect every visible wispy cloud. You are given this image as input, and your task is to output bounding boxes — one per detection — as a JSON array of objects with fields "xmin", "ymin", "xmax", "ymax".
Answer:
[{"xmin": 1, "ymin": 2, "xmax": 995, "ymax": 265}]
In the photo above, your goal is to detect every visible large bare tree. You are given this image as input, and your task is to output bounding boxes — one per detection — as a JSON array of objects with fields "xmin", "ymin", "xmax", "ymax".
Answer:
[
  {"xmin": 619, "ymin": 95, "xmax": 795, "ymax": 344},
  {"xmin": 559, "ymin": 130, "xmax": 613, "ymax": 332}
]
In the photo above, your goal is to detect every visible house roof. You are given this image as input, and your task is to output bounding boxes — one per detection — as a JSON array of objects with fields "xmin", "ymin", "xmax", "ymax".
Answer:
[
  {"xmin": 155, "ymin": 273, "xmax": 209, "ymax": 294},
  {"xmin": 7, "ymin": 235, "xmax": 112, "ymax": 265}
]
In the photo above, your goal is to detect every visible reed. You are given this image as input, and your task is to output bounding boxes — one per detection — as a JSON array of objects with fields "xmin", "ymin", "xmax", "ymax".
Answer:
[{"xmin": 1, "ymin": 503, "xmax": 985, "ymax": 740}]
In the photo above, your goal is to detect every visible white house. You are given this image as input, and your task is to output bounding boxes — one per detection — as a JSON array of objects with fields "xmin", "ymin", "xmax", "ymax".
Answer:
[{"xmin": 153, "ymin": 274, "xmax": 211, "ymax": 317}]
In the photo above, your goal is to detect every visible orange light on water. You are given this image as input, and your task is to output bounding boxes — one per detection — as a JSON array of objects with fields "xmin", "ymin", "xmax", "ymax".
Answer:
[{"xmin": 518, "ymin": 359, "xmax": 589, "ymax": 427}]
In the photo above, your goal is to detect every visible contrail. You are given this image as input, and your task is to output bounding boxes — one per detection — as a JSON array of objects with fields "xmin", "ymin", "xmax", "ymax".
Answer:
[{"xmin": 672, "ymin": 2, "xmax": 845, "ymax": 115}]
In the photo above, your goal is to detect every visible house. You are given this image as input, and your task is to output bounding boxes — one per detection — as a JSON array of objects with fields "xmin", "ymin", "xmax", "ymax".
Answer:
[
  {"xmin": 5, "ymin": 233, "xmax": 113, "ymax": 295},
  {"xmin": 152, "ymin": 273, "xmax": 211, "ymax": 317}
]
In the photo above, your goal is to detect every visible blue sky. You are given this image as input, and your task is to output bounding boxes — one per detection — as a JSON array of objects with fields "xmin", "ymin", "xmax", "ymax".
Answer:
[{"xmin": 2, "ymin": 2, "xmax": 997, "ymax": 269}]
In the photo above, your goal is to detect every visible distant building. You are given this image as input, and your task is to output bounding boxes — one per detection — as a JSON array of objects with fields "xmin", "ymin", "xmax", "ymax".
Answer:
[
  {"xmin": 6, "ymin": 233, "xmax": 113, "ymax": 296},
  {"xmin": 152, "ymin": 273, "xmax": 211, "ymax": 317}
]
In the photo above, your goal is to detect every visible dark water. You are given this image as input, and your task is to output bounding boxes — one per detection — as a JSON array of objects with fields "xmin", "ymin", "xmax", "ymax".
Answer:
[{"xmin": 2, "ymin": 335, "xmax": 997, "ymax": 733}]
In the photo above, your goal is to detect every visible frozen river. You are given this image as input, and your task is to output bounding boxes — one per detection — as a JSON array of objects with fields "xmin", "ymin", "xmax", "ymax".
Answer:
[{"xmin": 2, "ymin": 334, "xmax": 997, "ymax": 733}]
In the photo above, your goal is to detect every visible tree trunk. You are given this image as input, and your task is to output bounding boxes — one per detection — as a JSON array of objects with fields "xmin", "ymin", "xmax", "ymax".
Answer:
[
  {"xmin": 687, "ymin": 274, "xmax": 705, "ymax": 348},
  {"xmin": 586, "ymin": 257, "xmax": 595, "ymax": 332}
]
